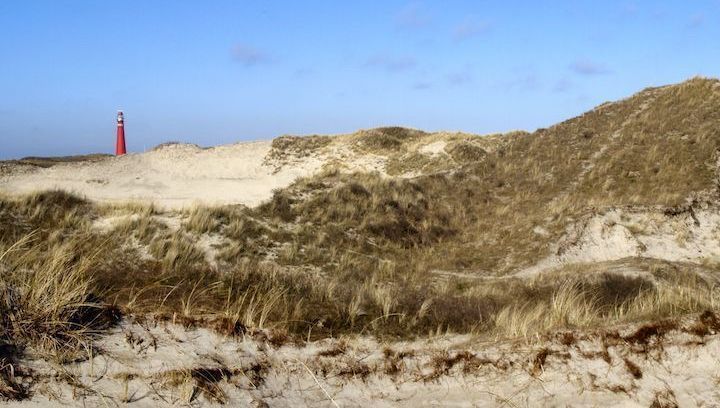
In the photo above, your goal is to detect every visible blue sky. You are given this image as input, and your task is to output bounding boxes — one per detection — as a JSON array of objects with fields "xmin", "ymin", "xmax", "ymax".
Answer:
[{"xmin": 1, "ymin": 1, "xmax": 719, "ymax": 159}]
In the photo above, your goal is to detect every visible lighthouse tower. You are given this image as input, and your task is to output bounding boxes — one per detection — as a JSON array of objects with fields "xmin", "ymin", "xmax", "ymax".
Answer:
[{"xmin": 115, "ymin": 111, "xmax": 127, "ymax": 156}]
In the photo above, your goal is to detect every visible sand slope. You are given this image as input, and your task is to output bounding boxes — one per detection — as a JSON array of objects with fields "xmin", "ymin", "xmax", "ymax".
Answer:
[
  {"xmin": 5, "ymin": 315, "xmax": 719, "ymax": 407},
  {"xmin": 0, "ymin": 142, "xmax": 325, "ymax": 209}
]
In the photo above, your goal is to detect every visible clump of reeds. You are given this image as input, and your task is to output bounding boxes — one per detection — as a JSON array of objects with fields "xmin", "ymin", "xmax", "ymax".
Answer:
[{"xmin": 0, "ymin": 233, "xmax": 120, "ymax": 368}]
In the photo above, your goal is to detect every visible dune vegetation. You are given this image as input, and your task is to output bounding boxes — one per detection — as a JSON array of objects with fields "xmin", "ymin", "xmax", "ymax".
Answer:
[{"xmin": 2, "ymin": 78, "xmax": 720, "ymax": 402}]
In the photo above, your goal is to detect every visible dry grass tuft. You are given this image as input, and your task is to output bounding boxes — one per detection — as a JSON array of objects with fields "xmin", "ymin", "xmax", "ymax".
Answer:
[
  {"xmin": 0, "ymin": 346, "xmax": 29, "ymax": 401},
  {"xmin": 529, "ymin": 348, "xmax": 551, "ymax": 376},
  {"xmin": 447, "ymin": 141, "xmax": 487, "ymax": 163},
  {"xmin": 623, "ymin": 320, "xmax": 678, "ymax": 346},
  {"xmin": 356, "ymin": 127, "xmax": 427, "ymax": 152},
  {"xmin": 425, "ymin": 350, "xmax": 487, "ymax": 380},
  {"xmin": 687, "ymin": 310, "xmax": 720, "ymax": 336},
  {"xmin": 382, "ymin": 347, "xmax": 415, "ymax": 376},
  {"xmin": 649, "ymin": 389, "xmax": 679, "ymax": 408},
  {"xmin": 494, "ymin": 280, "xmax": 599, "ymax": 338},
  {"xmin": 0, "ymin": 234, "xmax": 120, "ymax": 363},
  {"xmin": 267, "ymin": 135, "xmax": 332, "ymax": 164},
  {"xmin": 335, "ymin": 359, "xmax": 372, "ymax": 380},
  {"xmin": 158, "ymin": 366, "xmax": 233, "ymax": 404},
  {"xmin": 318, "ymin": 340, "xmax": 348, "ymax": 357}
]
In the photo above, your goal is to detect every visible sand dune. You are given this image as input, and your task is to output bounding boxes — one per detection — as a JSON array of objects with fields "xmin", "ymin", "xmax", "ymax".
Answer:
[{"xmin": 0, "ymin": 141, "xmax": 325, "ymax": 209}]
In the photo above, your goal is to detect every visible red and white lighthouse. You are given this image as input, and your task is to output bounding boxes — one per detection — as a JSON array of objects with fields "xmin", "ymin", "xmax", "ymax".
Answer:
[{"xmin": 115, "ymin": 110, "xmax": 127, "ymax": 156}]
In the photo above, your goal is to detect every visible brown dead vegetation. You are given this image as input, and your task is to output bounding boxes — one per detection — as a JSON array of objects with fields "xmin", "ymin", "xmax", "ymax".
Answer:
[
  {"xmin": 160, "ymin": 367, "xmax": 233, "ymax": 404},
  {"xmin": 687, "ymin": 310, "xmax": 720, "ymax": 337},
  {"xmin": 530, "ymin": 348, "xmax": 550, "ymax": 376},
  {"xmin": 0, "ymin": 347, "xmax": 29, "ymax": 401},
  {"xmin": 382, "ymin": 347, "xmax": 415, "ymax": 376},
  {"xmin": 624, "ymin": 320, "xmax": 678, "ymax": 346},
  {"xmin": 623, "ymin": 357, "xmax": 643, "ymax": 379},
  {"xmin": 650, "ymin": 389, "xmax": 679, "ymax": 408},
  {"xmin": 317, "ymin": 340, "xmax": 348, "ymax": 357},
  {"xmin": 155, "ymin": 359, "xmax": 269, "ymax": 405}
]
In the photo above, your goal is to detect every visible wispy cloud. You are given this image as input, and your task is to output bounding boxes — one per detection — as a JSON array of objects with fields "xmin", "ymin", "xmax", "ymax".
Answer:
[
  {"xmin": 412, "ymin": 81, "xmax": 432, "ymax": 90},
  {"xmin": 293, "ymin": 67, "xmax": 314, "ymax": 78},
  {"xmin": 620, "ymin": 2, "xmax": 639, "ymax": 16},
  {"xmin": 396, "ymin": 2, "xmax": 431, "ymax": 29},
  {"xmin": 231, "ymin": 44, "xmax": 271, "ymax": 66},
  {"xmin": 365, "ymin": 54, "xmax": 417, "ymax": 72},
  {"xmin": 553, "ymin": 77, "xmax": 573, "ymax": 93},
  {"xmin": 569, "ymin": 59, "xmax": 611, "ymax": 75},
  {"xmin": 452, "ymin": 18, "xmax": 491, "ymax": 41},
  {"xmin": 446, "ymin": 71, "xmax": 473, "ymax": 86},
  {"xmin": 501, "ymin": 73, "xmax": 541, "ymax": 92},
  {"xmin": 686, "ymin": 13, "xmax": 705, "ymax": 28}
]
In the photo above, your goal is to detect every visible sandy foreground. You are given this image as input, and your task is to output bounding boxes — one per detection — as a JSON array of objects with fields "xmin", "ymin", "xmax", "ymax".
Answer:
[{"xmin": 3, "ymin": 314, "xmax": 719, "ymax": 407}]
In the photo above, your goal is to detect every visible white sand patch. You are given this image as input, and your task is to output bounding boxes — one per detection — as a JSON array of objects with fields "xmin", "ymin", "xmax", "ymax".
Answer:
[
  {"xmin": 520, "ymin": 206, "xmax": 720, "ymax": 277},
  {"xmin": 418, "ymin": 141, "xmax": 447, "ymax": 156},
  {"xmin": 91, "ymin": 214, "xmax": 140, "ymax": 232},
  {"xmin": 398, "ymin": 170, "xmax": 421, "ymax": 179},
  {"xmin": 0, "ymin": 141, "xmax": 326, "ymax": 209},
  {"xmin": 127, "ymin": 236, "xmax": 154, "ymax": 261},
  {"xmin": 92, "ymin": 213, "xmax": 183, "ymax": 233},
  {"xmin": 322, "ymin": 144, "xmax": 388, "ymax": 175},
  {"xmin": 153, "ymin": 214, "xmax": 183, "ymax": 231},
  {"xmin": 195, "ymin": 233, "xmax": 226, "ymax": 267},
  {"xmin": 532, "ymin": 225, "xmax": 550, "ymax": 236},
  {"xmin": 0, "ymin": 137, "xmax": 398, "ymax": 209}
]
